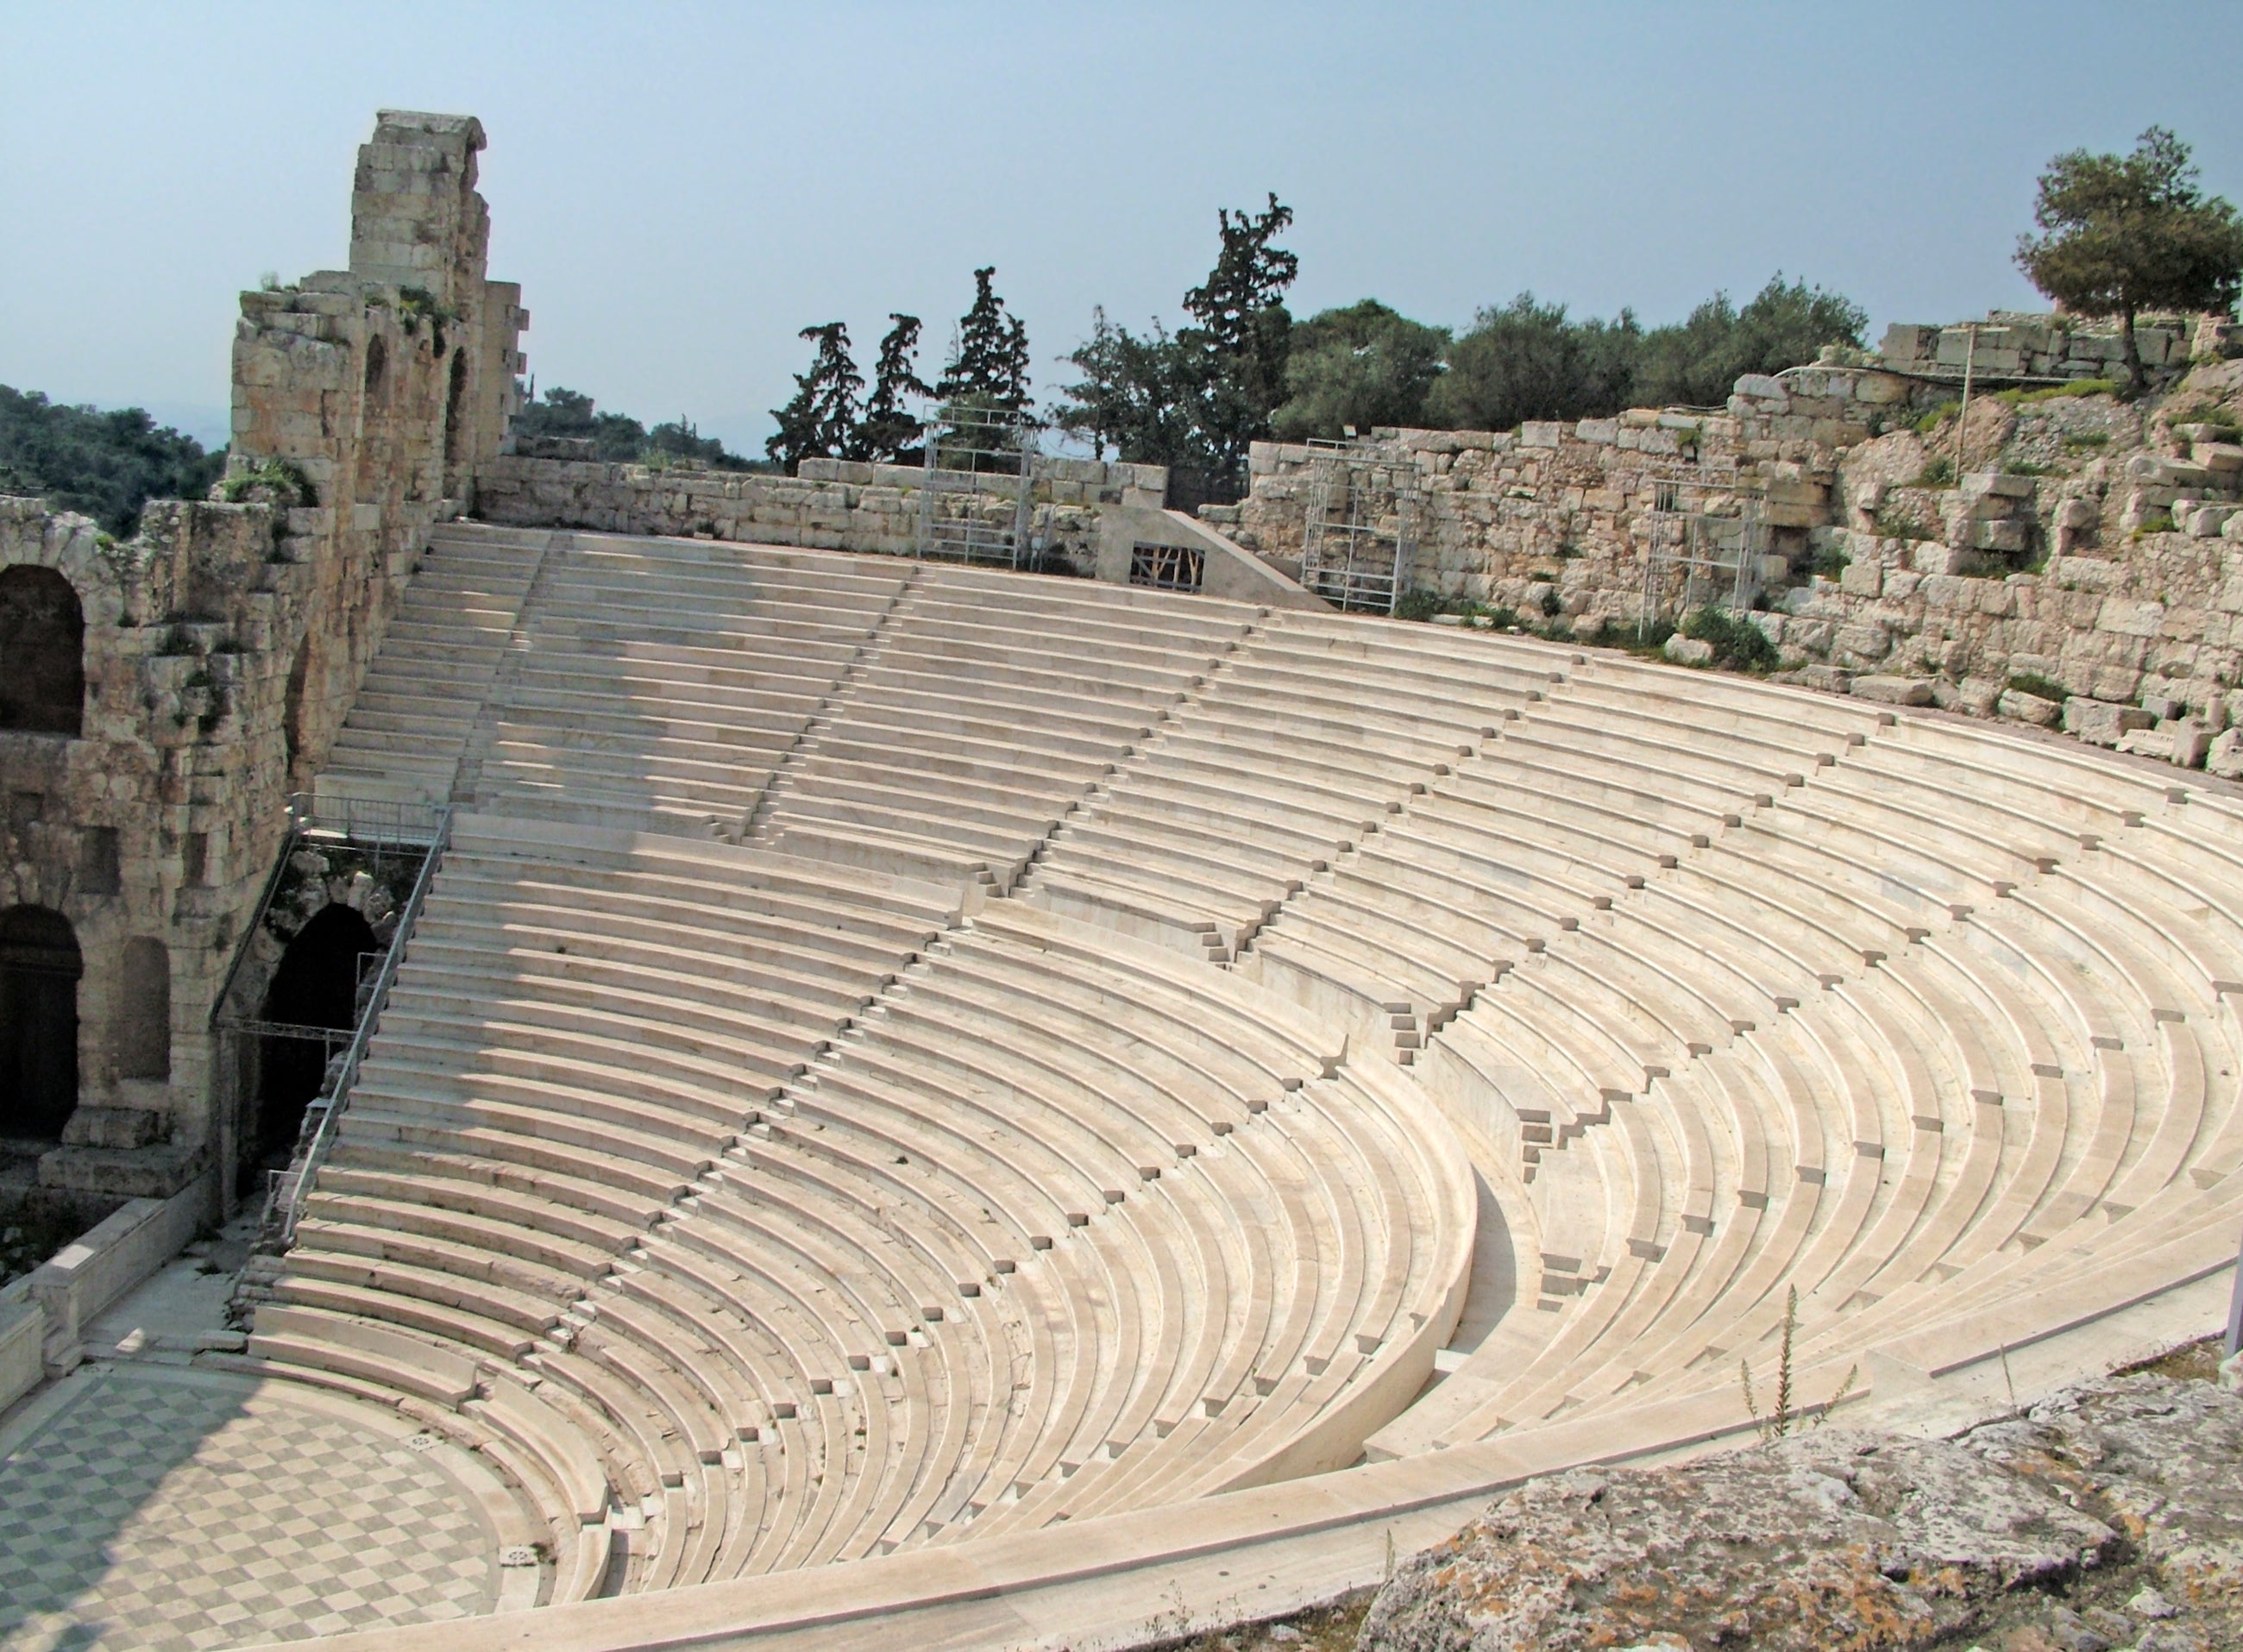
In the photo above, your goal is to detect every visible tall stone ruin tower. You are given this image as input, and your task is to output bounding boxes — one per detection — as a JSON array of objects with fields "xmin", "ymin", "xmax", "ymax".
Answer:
[{"xmin": 0, "ymin": 111, "xmax": 525, "ymax": 1226}]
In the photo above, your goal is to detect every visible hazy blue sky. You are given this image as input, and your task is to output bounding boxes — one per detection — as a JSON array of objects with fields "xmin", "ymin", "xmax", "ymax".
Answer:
[{"xmin": 6, "ymin": 2, "xmax": 2239, "ymax": 452}]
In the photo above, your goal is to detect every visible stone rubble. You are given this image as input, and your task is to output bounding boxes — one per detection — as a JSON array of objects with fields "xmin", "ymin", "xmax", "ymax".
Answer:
[{"xmin": 1356, "ymin": 1362, "xmax": 2243, "ymax": 1652}]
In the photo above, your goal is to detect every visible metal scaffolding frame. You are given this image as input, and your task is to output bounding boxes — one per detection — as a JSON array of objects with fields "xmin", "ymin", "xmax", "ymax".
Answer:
[
  {"xmin": 1128, "ymin": 542, "xmax": 1205, "ymax": 594},
  {"xmin": 916, "ymin": 405, "xmax": 1039, "ymax": 569},
  {"xmin": 1638, "ymin": 458, "xmax": 1769, "ymax": 633},
  {"xmin": 1297, "ymin": 438, "xmax": 1425, "ymax": 615}
]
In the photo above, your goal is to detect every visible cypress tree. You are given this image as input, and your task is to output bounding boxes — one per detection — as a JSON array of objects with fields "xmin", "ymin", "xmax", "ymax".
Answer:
[
  {"xmin": 765, "ymin": 322, "xmax": 863, "ymax": 474},
  {"xmin": 852, "ymin": 313, "xmax": 932, "ymax": 462},
  {"xmin": 935, "ymin": 268, "xmax": 1033, "ymax": 414}
]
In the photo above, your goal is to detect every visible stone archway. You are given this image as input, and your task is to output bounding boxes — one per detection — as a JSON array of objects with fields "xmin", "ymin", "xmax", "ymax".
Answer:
[
  {"xmin": 0, "ymin": 565, "xmax": 85, "ymax": 736},
  {"xmin": 0, "ymin": 905, "xmax": 82, "ymax": 1140},
  {"xmin": 248, "ymin": 904, "xmax": 379, "ymax": 1189}
]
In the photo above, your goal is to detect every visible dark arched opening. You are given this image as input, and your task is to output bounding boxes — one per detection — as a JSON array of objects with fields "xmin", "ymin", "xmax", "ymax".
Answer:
[
  {"xmin": 116, "ymin": 936, "xmax": 172, "ymax": 1081},
  {"xmin": 0, "ymin": 566, "xmax": 85, "ymax": 736},
  {"xmin": 248, "ymin": 904, "xmax": 379, "ymax": 1191},
  {"xmin": 363, "ymin": 334, "xmax": 387, "ymax": 400},
  {"xmin": 282, "ymin": 634, "xmax": 312, "ymax": 772},
  {"xmin": 0, "ymin": 905, "xmax": 82, "ymax": 1140},
  {"xmin": 442, "ymin": 348, "xmax": 470, "ymax": 482}
]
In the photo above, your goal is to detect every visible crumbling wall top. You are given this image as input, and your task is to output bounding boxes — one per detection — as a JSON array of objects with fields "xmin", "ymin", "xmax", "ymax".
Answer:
[
  {"xmin": 349, "ymin": 110, "xmax": 488, "ymax": 305},
  {"xmin": 371, "ymin": 110, "xmax": 486, "ymax": 149}
]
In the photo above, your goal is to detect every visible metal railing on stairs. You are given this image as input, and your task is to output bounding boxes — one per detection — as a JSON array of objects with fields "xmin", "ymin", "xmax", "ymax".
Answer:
[{"xmin": 246, "ymin": 796, "xmax": 456, "ymax": 1250}]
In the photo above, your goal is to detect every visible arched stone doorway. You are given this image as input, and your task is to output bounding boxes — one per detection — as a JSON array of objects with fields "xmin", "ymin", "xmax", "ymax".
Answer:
[
  {"xmin": 353, "ymin": 335, "xmax": 392, "ymax": 506},
  {"xmin": 0, "ymin": 565, "xmax": 85, "ymax": 736},
  {"xmin": 0, "ymin": 905, "xmax": 82, "ymax": 1140},
  {"xmin": 248, "ymin": 904, "xmax": 378, "ymax": 1192}
]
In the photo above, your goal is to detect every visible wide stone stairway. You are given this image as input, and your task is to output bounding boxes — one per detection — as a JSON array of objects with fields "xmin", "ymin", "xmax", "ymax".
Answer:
[{"xmin": 243, "ymin": 521, "xmax": 2243, "ymax": 1613}]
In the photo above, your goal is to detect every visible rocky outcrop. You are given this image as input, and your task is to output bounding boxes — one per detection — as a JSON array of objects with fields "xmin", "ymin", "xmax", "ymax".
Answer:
[{"xmin": 1357, "ymin": 1365, "xmax": 2243, "ymax": 1652}]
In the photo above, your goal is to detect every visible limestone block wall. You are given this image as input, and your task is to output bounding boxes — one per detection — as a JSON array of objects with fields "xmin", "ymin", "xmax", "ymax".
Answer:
[
  {"xmin": 1216, "ymin": 362, "xmax": 1921, "ymax": 618},
  {"xmin": 229, "ymin": 110, "xmax": 525, "ymax": 796},
  {"xmin": 1876, "ymin": 312, "xmax": 2240, "ymax": 386},
  {"xmin": 1216, "ymin": 321, "xmax": 2243, "ymax": 749},
  {"xmin": 474, "ymin": 452, "xmax": 1168, "ymax": 570},
  {"xmin": 0, "ymin": 497, "xmax": 313, "ymax": 1209}
]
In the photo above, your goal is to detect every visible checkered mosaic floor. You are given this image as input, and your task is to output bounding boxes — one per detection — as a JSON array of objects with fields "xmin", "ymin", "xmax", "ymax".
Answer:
[{"xmin": 0, "ymin": 1366, "xmax": 496, "ymax": 1652}]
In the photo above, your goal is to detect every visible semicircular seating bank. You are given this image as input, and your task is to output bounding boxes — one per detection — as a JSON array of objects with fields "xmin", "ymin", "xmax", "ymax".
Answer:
[{"xmin": 253, "ymin": 521, "xmax": 2243, "ymax": 1616}]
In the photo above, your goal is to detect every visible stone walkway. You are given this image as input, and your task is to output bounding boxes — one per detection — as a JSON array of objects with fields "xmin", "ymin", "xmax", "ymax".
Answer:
[{"xmin": 0, "ymin": 1364, "xmax": 499, "ymax": 1652}]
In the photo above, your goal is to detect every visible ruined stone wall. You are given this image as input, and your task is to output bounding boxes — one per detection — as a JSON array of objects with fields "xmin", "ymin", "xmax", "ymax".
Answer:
[
  {"xmin": 0, "ymin": 110, "xmax": 524, "ymax": 1220},
  {"xmin": 1877, "ymin": 311, "xmax": 2240, "ymax": 385},
  {"xmin": 1219, "ymin": 363, "xmax": 1899, "ymax": 616},
  {"xmin": 474, "ymin": 451, "xmax": 1168, "ymax": 571},
  {"xmin": 230, "ymin": 110, "xmax": 525, "ymax": 792},
  {"xmin": 1218, "ymin": 314, "xmax": 2243, "ymax": 769},
  {"xmin": 1, "ymin": 497, "xmax": 308, "ymax": 1208}
]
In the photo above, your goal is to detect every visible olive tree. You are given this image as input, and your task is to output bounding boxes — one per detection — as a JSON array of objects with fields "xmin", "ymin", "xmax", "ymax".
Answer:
[{"xmin": 2016, "ymin": 127, "xmax": 2243, "ymax": 393}]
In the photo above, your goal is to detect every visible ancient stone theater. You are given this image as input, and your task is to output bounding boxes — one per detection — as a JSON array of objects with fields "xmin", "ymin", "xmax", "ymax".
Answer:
[{"xmin": 5, "ymin": 111, "xmax": 2243, "ymax": 1652}]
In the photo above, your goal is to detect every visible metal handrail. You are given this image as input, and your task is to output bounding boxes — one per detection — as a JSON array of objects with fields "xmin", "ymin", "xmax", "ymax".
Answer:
[
  {"xmin": 207, "ymin": 795, "xmax": 315, "ymax": 1032},
  {"xmin": 272, "ymin": 802, "xmax": 455, "ymax": 1247}
]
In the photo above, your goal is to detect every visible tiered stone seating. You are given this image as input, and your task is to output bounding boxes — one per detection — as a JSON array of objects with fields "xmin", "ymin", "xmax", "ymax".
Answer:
[
  {"xmin": 1026, "ymin": 612, "xmax": 1569, "ymax": 965},
  {"xmin": 457, "ymin": 533, "xmax": 908, "ymax": 836},
  {"xmin": 1241, "ymin": 650, "xmax": 1877, "ymax": 1058},
  {"xmin": 319, "ymin": 525, "xmax": 551, "ymax": 804},
  {"xmin": 245, "ymin": 808, "xmax": 1471, "ymax": 1589},
  {"xmin": 246, "ymin": 820, "xmax": 964, "ymax": 1586},
  {"xmin": 1356, "ymin": 681, "xmax": 2243, "ymax": 1454},
  {"xmin": 269, "ymin": 524, "xmax": 2243, "ymax": 1617},
  {"xmin": 747, "ymin": 566, "xmax": 1257, "ymax": 890}
]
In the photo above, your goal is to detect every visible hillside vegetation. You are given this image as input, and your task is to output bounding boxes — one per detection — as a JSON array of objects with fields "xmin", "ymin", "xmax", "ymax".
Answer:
[{"xmin": 0, "ymin": 386, "xmax": 225, "ymax": 536}]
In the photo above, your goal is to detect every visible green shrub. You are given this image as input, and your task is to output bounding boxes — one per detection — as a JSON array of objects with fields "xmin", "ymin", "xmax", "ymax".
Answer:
[
  {"xmin": 1995, "ymin": 379, "xmax": 2119, "ymax": 407},
  {"xmin": 1393, "ymin": 587, "xmax": 1444, "ymax": 623},
  {"xmin": 2061, "ymin": 430, "xmax": 2110, "ymax": 452},
  {"xmin": 1538, "ymin": 586, "xmax": 1562, "ymax": 619},
  {"xmin": 2006, "ymin": 672, "xmax": 2070, "ymax": 702},
  {"xmin": 1584, "ymin": 616, "xmax": 1675, "ymax": 656},
  {"xmin": 395, "ymin": 284, "xmax": 461, "ymax": 351},
  {"xmin": 1913, "ymin": 399, "xmax": 1960, "ymax": 436},
  {"xmin": 1872, "ymin": 506, "xmax": 1939, "ymax": 542},
  {"xmin": 1810, "ymin": 543, "xmax": 1850, "ymax": 579},
  {"xmin": 1682, "ymin": 606, "xmax": 1778, "ymax": 673},
  {"xmin": 218, "ymin": 458, "xmax": 315, "ymax": 509},
  {"xmin": 1910, "ymin": 455, "xmax": 1957, "ymax": 488}
]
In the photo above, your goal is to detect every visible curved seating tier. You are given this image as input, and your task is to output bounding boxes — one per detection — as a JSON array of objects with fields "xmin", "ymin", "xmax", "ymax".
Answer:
[
  {"xmin": 246, "ymin": 810, "xmax": 1473, "ymax": 1592},
  {"xmin": 448, "ymin": 531, "xmax": 911, "ymax": 837},
  {"xmin": 747, "ymin": 566, "xmax": 1258, "ymax": 889},
  {"xmin": 321, "ymin": 526, "xmax": 552, "ymax": 806},
  {"xmin": 288, "ymin": 523, "xmax": 2243, "ymax": 1612}
]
